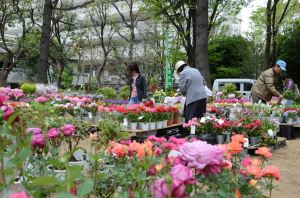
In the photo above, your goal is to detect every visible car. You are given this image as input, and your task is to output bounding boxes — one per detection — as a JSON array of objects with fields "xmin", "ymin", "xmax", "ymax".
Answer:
[{"xmin": 212, "ymin": 78, "xmax": 256, "ymax": 99}]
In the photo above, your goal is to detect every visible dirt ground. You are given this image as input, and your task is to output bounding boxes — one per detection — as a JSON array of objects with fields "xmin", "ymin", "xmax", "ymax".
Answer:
[{"xmin": 268, "ymin": 138, "xmax": 300, "ymax": 198}]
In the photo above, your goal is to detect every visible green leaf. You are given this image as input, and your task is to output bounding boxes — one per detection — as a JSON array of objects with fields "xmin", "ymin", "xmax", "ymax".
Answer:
[
  {"xmin": 77, "ymin": 179, "xmax": 94, "ymax": 196},
  {"xmin": 56, "ymin": 192, "xmax": 77, "ymax": 198},
  {"xmin": 30, "ymin": 176, "xmax": 63, "ymax": 186},
  {"xmin": 7, "ymin": 111, "xmax": 19, "ymax": 124}
]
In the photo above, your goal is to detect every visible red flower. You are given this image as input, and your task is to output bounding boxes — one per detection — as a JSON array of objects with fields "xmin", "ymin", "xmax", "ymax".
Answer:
[{"xmin": 261, "ymin": 165, "xmax": 280, "ymax": 180}]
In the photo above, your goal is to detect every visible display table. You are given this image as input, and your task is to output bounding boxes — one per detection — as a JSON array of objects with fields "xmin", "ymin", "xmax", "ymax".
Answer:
[
  {"xmin": 278, "ymin": 124, "xmax": 300, "ymax": 139},
  {"xmin": 126, "ymin": 123, "xmax": 183, "ymax": 137}
]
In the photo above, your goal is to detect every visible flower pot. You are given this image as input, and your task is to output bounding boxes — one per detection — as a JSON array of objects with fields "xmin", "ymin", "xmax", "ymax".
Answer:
[
  {"xmin": 162, "ymin": 120, "xmax": 168, "ymax": 128},
  {"xmin": 249, "ymin": 136, "xmax": 261, "ymax": 146},
  {"xmin": 48, "ymin": 166, "xmax": 66, "ymax": 181},
  {"xmin": 140, "ymin": 123, "xmax": 150, "ymax": 131},
  {"xmin": 68, "ymin": 160, "xmax": 84, "ymax": 167},
  {"xmin": 287, "ymin": 118, "xmax": 295, "ymax": 125},
  {"xmin": 281, "ymin": 99, "xmax": 293, "ymax": 106},
  {"xmin": 149, "ymin": 122, "xmax": 156, "ymax": 130},
  {"xmin": 130, "ymin": 122, "xmax": 138, "ymax": 130},
  {"xmin": 216, "ymin": 134, "xmax": 225, "ymax": 144},
  {"xmin": 296, "ymin": 117, "xmax": 300, "ymax": 124},
  {"xmin": 156, "ymin": 121, "xmax": 163, "ymax": 129}
]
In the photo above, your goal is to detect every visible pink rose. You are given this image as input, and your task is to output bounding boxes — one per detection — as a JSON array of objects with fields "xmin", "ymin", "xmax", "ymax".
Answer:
[
  {"xmin": 47, "ymin": 128, "xmax": 60, "ymax": 138},
  {"xmin": 241, "ymin": 155, "xmax": 251, "ymax": 167},
  {"xmin": 31, "ymin": 134, "xmax": 45, "ymax": 148},
  {"xmin": 9, "ymin": 191, "xmax": 32, "ymax": 198},
  {"xmin": 179, "ymin": 141, "xmax": 224, "ymax": 171},
  {"xmin": 154, "ymin": 146, "xmax": 162, "ymax": 156},
  {"xmin": 151, "ymin": 178, "xmax": 169, "ymax": 198},
  {"xmin": 61, "ymin": 124, "xmax": 76, "ymax": 136},
  {"xmin": 151, "ymin": 178, "xmax": 187, "ymax": 198},
  {"xmin": 2, "ymin": 106, "xmax": 14, "ymax": 121},
  {"xmin": 34, "ymin": 96, "xmax": 47, "ymax": 103},
  {"xmin": 170, "ymin": 164, "xmax": 193, "ymax": 182},
  {"xmin": 26, "ymin": 128, "xmax": 42, "ymax": 135}
]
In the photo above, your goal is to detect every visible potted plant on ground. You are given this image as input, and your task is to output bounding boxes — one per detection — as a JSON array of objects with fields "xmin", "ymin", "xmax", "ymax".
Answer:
[
  {"xmin": 282, "ymin": 90, "xmax": 294, "ymax": 106},
  {"xmin": 213, "ymin": 119, "xmax": 229, "ymax": 144}
]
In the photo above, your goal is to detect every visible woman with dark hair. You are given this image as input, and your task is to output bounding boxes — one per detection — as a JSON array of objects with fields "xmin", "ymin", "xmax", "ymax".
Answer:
[
  {"xmin": 281, "ymin": 71, "xmax": 299, "ymax": 96},
  {"xmin": 127, "ymin": 62, "xmax": 147, "ymax": 104}
]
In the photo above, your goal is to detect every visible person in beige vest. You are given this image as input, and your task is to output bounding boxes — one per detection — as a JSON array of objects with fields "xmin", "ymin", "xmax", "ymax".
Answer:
[{"xmin": 251, "ymin": 60, "xmax": 286, "ymax": 104}]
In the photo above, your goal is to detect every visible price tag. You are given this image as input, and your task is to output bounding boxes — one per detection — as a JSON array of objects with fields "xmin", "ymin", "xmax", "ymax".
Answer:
[
  {"xmin": 190, "ymin": 125, "xmax": 196, "ymax": 135},
  {"xmin": 268, "ymin": 129, "xmax": 274, "ymax": 137},
  {"xmin": 243, "ymin": 138, "xmax": 249, "ymax": 148},
  {"xmin": 218, "ymin": 119, "xmax": 224, "ymax": 125},
  {"xmin": 200, "ymin": 117, "xmax": 206, "ymax": 123},
  {"xmin": 123, "ymin": 118, "xmax": 128, "ymax": 127}
]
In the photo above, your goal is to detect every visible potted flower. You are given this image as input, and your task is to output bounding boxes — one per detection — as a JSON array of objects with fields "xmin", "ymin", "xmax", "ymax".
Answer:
[
  {"xmin": 282, "ymin": 90, "xmax": 294, "ymax": 106},
  {"xmin": 284, "ymin": 110, "xmax": 298, "ymax": 124},
  {"xmin": 156, "ymin": 113, "xmax": 164, "ymax": 129},
  {"xmin": 244, "ymin": 119, "xmax": 262, "ymax": 146},
  {"xmin": 213, "ymin": 119, "xmax": 228, "ymax": 144},
  {"xmin": 139, "ymin": 112, "xmax": 150, "ymax": 130},
  {"xmin": 149, "ymin": 113, "xmax": 157, "ymax": 130},
  {"xmin": 197, "ymin": 117, "xmax": 216, "ymax": 144},
  {"xmin": 127, "ymin": 113, "xmax": 139, "ymax": 130}
]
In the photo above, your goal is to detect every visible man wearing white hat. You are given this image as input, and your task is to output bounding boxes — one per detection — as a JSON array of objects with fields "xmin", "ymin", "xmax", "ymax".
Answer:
[
  {"xmin": 251, "ymin": 60, "xmax": 287, "ymax": 104},
  {"xmin": 174, "ymin": 61, "xmax": 207, "ymax": 123}
]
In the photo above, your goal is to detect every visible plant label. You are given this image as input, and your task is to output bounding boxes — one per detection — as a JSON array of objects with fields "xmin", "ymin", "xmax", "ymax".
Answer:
[{"xmin": 191, "ymin": 125, "xmax": 196, "ymax": 135}]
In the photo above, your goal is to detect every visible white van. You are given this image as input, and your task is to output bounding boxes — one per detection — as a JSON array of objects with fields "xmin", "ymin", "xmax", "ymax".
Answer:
[{"xmin": 212, "ymin": 79, "xmax": 256, "ymax": 98}]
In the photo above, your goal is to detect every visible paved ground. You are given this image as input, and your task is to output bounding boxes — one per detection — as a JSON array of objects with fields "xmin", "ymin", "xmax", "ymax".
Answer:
[{"xmin": 270, "ymin": 138, "xmax": 300, "ymax": 198}]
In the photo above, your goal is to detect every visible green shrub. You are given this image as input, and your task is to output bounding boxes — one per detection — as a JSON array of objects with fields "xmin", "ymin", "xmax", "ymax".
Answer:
[
  {"xmin": 283, "ymin": 90, "xmax": 295, "ymax": 100},
  {"xmin": 21, "ymin": 82, "xmax": 36, "ymax": 94},
  {"xmin": 96, "ymin": 87, "xmax": 117, "ymax": 99},
  {"xmin": 119, "ymin": 85, "xmax": 130, "ymax": 100}
]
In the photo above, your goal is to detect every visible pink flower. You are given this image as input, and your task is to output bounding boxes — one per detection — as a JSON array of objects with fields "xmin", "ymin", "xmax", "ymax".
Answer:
[
  {"xmin": 170, "ymin": 164, "xmax": 193, "ymax": 182},
  {"xmin": 9, "ymin": 191, "xmax": 32, "ymax": 198},
  {"xmin": 241, "ymin": 155, "xmax": 251, "ymax": 166},
  {"xmin": 26, "ymin": 128, "xmax": 42, "ymax": 135},
  {"xmin": 179, "ymin": 141, "xmax": 224, "ymax": 174},
  {"xmin": 31, "ymin": 134, "xmax": 45, "ymax": 148},
  {"xmin": 47, "ymin": 128, "xmax": 60, "ymax": 138},
  {"xmin": 151, "ymin": 178, "xmax": 187, "ymax": 198},
  {"xmin": 154, "ymin": 146, "xmax": 162, "ymax": 156},
  {"xmin": 61, "ymin": 124, "xmax": 76, "ymax": 136},
  {"xmin": 34, "ymin": 96, "xmax": 47, "ymax": 103},
  {"xmin": 0, "ymin": 95, "xmax": 9, "ymax": 105},
  {"xmin": 2, "ymin": 106, "xmax": 14, "ymax": 121}
]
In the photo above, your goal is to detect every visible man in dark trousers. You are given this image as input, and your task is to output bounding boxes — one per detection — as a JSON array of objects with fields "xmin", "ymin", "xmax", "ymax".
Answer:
[{"xmin": 175, "ymin": 61, "xmax": 207, "ymax": 123}]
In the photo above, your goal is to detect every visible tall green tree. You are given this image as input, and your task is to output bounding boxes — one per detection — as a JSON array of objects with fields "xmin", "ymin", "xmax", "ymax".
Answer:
[{"xmin": 277, "ymin": 20, "xmax": 300, "ymax": 84}]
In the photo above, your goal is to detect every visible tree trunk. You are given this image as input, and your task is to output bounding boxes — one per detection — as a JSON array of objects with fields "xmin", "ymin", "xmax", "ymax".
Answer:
[
  {"xmin": 96, "ymin": 57, "xmax": 107, "ymax": 87},
  {"xmin": 128, "ymin": 28, "xmax": 135, "ymax": 63},
  {"xmin": 37, "ymin": 0, "xmax": 53, "ymax": 84},
  {"xmin": 56, "ymin": 59, "xmax": 64, "ymax": 89},
  {"xmin": 195, "ymin": 0, "xmax": 211, "ymax": 87},
  {"xmin": 264, "ymin": 0, "xmax": 272, "ymax": 69},
  {"xmin": 0, "ymin": 73, "xmax": 8, "ymax": 87}
]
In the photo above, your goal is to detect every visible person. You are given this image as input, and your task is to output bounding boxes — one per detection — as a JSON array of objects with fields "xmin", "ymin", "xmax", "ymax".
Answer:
[
  {"xmin": 128, "ymin": 62, "xmax": 147, "ymax": 104},
  {"xmin": 281, "ymin": 72, "xmax": 299, "ymax": 96},
  {"xmin": 175, "ymin": 61, "xmax": 207, "ymax": 123},
  {"xmin": 251, "ymin": 60, "xmax": 286, "ymax": 104}
]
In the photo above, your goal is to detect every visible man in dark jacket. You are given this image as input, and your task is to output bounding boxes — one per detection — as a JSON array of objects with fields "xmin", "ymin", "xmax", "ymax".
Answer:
[
  {"xmin": 128, "ymin": 62, "xmax": 147, "ymax": 104},
  {"xmin": 251, "ymin": 60, "xmax": 286, "ymax": 104}
]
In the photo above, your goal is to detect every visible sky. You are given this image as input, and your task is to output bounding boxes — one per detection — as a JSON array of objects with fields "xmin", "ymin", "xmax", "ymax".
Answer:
[{"xmin": 241, "ymin": 0, "xmax": 267, "ymax": 33}]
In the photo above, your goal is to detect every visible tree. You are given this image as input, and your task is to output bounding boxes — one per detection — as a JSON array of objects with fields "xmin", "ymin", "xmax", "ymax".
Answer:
[
  {"xmin": 208, "ymin": 36, "xmax": 251, "ymax": 80},
  {"xmin": 143, "ymin": 0, "xmax": 250, "ymax": 84},
  {"xmin": 277, "ymin": 20, "xmax": 300, "ymax": 84},
  {"xmin": 196, "ymin": 0, "xmax": 210, "ymax": 86},
  {"xmin": 89, "ymin": 1, "xmax": 117, "ymax": 86},
  {"xmin": 111, "ymin": 0, "xmax": 148, "ymax": 64},
  {"xmin": 36, "ymin": 0, "xmax": 94, "ymax": 84},
  {"xmin": 264, "ymin": 0, "xmax": 299, "ymax": 68},
  {"xmin": 0, "ymin": 0, "xmax": 30, "ymax": 86}
]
